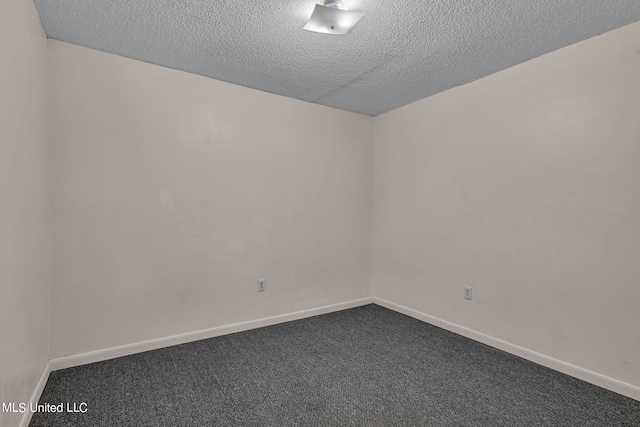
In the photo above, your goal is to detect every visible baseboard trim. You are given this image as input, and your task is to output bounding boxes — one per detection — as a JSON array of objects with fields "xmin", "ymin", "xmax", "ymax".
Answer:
[
  {"xmin": 49, "ymin": 297, "xmax": 373, "ymax": 371},
  {"xmin": 372, "ymin": 296, "xmax": 640, "ymax": 402},
  {"xmin": 19, "ymin": 362, "xmax": 51, "ymax": 427}
]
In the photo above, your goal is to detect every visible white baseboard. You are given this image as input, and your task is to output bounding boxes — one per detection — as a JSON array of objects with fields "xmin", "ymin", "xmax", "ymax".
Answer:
[
  {"xmin": 19, "ymin": 362, "xmax": 51, "ymax": 427},
  {"xmin": 373, "ymin": 296, "xmax": 640, "ymax": 402},
  {"xmin": 49, "ymin": 297, "xmax": 373, "ymax": 372}
]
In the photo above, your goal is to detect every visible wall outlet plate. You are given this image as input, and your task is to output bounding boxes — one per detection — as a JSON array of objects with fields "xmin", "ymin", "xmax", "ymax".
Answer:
[
  {"xmin": 258, "ymin": 279, "xmax": 266, "ymax": 292},
  {"xmin": 464, "ymin": 286, "xmax": 472, "ymax": 300}
]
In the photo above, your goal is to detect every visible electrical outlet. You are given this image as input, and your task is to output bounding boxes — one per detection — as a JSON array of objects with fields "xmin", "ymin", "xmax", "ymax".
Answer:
[
  {"xmin": 258, "ymin": 279, "xmax": 266, "ymax": 292},
  {"xmin": 464, "ymin": 286, "xmax": 472, "ymax": 300}
]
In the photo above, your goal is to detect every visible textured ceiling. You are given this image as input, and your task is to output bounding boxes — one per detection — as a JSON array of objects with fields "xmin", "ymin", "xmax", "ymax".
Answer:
[{"xmin": 34, "ymin": 0, "xmax": 640, "ymax": 116}]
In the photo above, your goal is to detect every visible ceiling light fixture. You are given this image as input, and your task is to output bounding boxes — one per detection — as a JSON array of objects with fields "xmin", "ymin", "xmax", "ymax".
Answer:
[{"xmin": 303, "ymin": 0, "xmax": 365, "ymax": 35}]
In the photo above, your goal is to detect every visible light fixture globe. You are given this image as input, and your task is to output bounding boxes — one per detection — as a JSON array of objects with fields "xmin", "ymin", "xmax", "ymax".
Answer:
[
  {"xmin": 303, "ymin": 0, "xmax": 365, "ymax": 35},
  {"xmin": 323, "ymin": 0, "xmax": 345, "ymax": 8}
]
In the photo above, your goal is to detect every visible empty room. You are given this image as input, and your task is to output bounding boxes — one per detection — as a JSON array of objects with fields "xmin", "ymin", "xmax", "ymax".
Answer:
[{"xmin": 2, "ymin": 0, "xmax": 640, "ymax": 426}]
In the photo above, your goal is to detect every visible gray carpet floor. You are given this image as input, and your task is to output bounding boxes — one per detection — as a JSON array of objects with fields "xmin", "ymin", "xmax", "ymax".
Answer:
[{"xmin": 31, "ymin": 304, "xmax": 640, "ymax": 426}]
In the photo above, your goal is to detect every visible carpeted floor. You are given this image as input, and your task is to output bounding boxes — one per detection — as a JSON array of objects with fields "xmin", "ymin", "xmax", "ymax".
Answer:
[{"xmin": 31, "ymin": 304, "xmax": 640, "ymax": 426}]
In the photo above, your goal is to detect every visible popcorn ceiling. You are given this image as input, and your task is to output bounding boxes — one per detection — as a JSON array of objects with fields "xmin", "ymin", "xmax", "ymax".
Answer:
[{"xmin": 33, "ymin": 0, "xmax": 640, "ymax": 116}]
